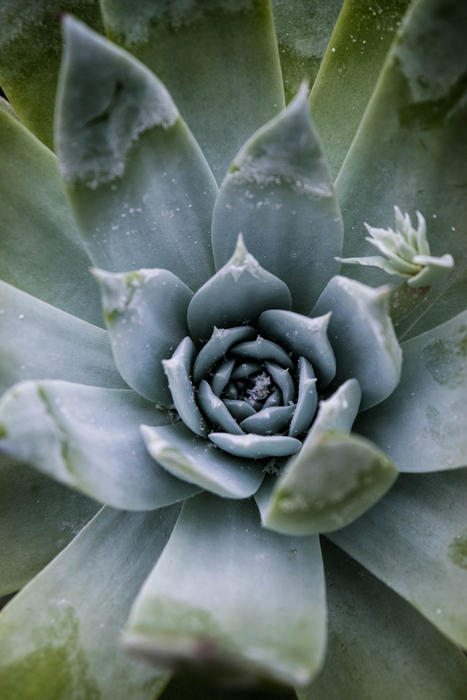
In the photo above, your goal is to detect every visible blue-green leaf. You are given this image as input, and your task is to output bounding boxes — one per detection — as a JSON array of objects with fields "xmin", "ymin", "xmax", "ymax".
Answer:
[
  {"xmin": 100, "ymin": 0, "xmax": 285, "ymax": 182},
  {"xmin": 0, "ymin": 282, "xmax": 126, "ymax": 395},
  {"xmin": 330, "ymin": 468, "xmax": 467, "ymax": 649},
  {"xmin": 356, "ymin": 310, "xmax": 467, "ymax": 472},
  {"xmin": 192, "ymin": 326, "xmax": 256, "ymax": 384},
  {"xmin": 0, "ymin": 506, "xmax": 176, "ymax": 699},
  {"xmin": 124, "ymin": 494, "xmax": 327, "ymax": 687},
  {"xmin": 56, "ymin": 17, "xmax": 217, "ymax": 291},
  {"xmin": 93, "ymin": 268, "xmax": 192, "ymax": 405},
  {"xmin": 208, "ymin": 432, "xmax": 301, "ymax": 459},
  {"xmin": 141, "ymin": 423, "xmax": 263, "ymax": 499},
  {"xmin": 212, "ymin": 85, "xmax": 343, "ymax": 314},
  {"xmin": 187, "ymin": 236, "xmax": 291, "ymax": 345},
  {"xmin": 312, "ymin": 276, "xmax": 401, "ymax": 409},
  {"xmin": 0, "ymin": 380, "xmax": 198, "ymax": 510}
]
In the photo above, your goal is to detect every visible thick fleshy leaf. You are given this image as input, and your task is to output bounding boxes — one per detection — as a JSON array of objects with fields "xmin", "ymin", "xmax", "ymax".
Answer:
[
  {"xmin": 0, "ymin": 0, "xmax": 103, "ymax": 147},
  {"xmin": 141, "ymin": 423, "xmax": 263, "ymax": 499},
  {"xmin": 93, "ymin": 268, "xmax": 192, "ymax": 405},
  {"xmin": 162, "ymin": 337, "xmax": 207, "ymax": 438},
  {"xmin": 187, "ymin": 236, "xmax": 291, "ymax": 344},
  {"xmin": 212, "ymin": 84, "xmax": 343, "ymax": 314},
  {"xmin": 101, "ymin": 0, "xmax": 285, "ymax": 182},
  {"xmin": 262, "ymin": 432, "xmax": 397, "ymax": 535},
  {"xmin": 258, "ymin": 309, "xmax": 336, "ymax": 386},
  {"xmin": 232, "ymin": 339, "xmax": 293, "ymax": 371},
  {"xmin": 192, "ymin": 326, "xmax": 256, "ymax": 384},
  {"xmin": 0, "ymin": 108, "xmax": 102, "ymax": 326},
  {"xmin": 272, "ymin": 0, "xmax": 343, "ymax": 101},
  {"xmin": 336, "ymin": 0, "xmax": 467, "ymax": 340},
  {"xmin": 299, "ymin": 540, "xmax": 467, "ymax": 700},
  {"xmin": 264, "ymin": 362, "xmax": 296, "ymax": 404},
  {"xmin": 0, "ymin": 506, "xmax": 178, "ymax": 699},
  {"xmin": 56, "ymin": 17, "xmax": 217, "ymax": 291},
  {"xmin": 312, "ymin": 276, "xmax": 401, "ymax": 409},
  {"xmin": 209, "ymin": 432, "xmax": 301, "ymax": 459},
  {"xmin": 0, "ymin": 457, "xmax": 98, "ymax": 596},
  {"xmin": 329, "ymin": 469, "xmax": 467, "ymax": 649},
  {"xmin": 197, "ymin": 381, "xmax": 243, "ymax": 435},
  {"xmin": 356, "ymin": 310, "xmax": 467, "ymax": 472},
  {"xmin": 288, "ymin": 358, "xmax": 318, "ymax": 437},
  {"xmin": 240, "ymin": 405, "xmax": 295, "ymax": 436},
  {"xmin": 0, "ymin": 282, "xmax": 126, "ymax": 395},
  {"xmin": 0, "ymin": 380, "xmax": 198, "ymax": 510},
  {"xmin": 309, "ymin": 0, "xmax": 410, "ymax": 178},
  {"xmin": 124, "ymin": 494, "xmax": 326, "ymax": 687}
]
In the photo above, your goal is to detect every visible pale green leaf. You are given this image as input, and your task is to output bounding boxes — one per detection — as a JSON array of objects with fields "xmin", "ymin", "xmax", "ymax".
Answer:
[
  {"xmin": 0, "ymin": 506, "xmax": 177, "ymax": 699},
  {"xmin": 124, "ymin": 494, "xmax": 326, "ymax": 688},
  {"xmin": 141, "ymin": 423, "xmax": 263, "ymax": 499},
  {"xmin": 93, "ymin": 268, "xmax": 192, "ymax": 405},
  {"xmin": 312, "ymin": 276, "xmax": 401, "ymax": 409},
  {"xmin": 336, "ymin": 0, "xmax": 467, "ymax": 340},
  {"xmin": 0, "ymin": 108, "xmax": 102, "ymax": 326},
  {"xmin": 212, "ymin": 85, "xmax": 343, "ymax": 314},
  {"xmin": 56, "ymin": 17, "xmax": 217, "ymax": 291},
  {"xmin": 100, "ymin": 0, "xmax": 285, "ymax": 182},
  {"xmin": 0, "ymin": 457, "xmax": 98, "ymax": 596},
  {"xmin": 329, "ymin": 468, "xmax": 467, "ymax": 649},
  {"xmin": 299, "ymin": 540, "xmax": 467, "ymax": 700},
  {"xmin": 272, "ymin": 0, "xmax": 343, "ymax": 101},
  {"xmin": 0, "ymin": 282, "xmax": 126, "ymax": 395},
  {"xmin": 356, "ymin": 309, "xmax": 467, "ymax": 472},
  {"xmin": 309, "ymin": 0, "xmax": 410, "ymax": 178},
  {"xmin": 0, "ymin": 380, "xmax": 198, "ymax": 510}
]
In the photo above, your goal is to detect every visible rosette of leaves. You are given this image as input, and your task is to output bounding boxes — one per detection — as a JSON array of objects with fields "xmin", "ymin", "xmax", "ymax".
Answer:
[{"xmin": 0, "ymin": 1, "xmax": 466, "ymax": 699}]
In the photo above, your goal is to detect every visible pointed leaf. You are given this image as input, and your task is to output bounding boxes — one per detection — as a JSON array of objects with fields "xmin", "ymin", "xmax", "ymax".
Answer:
[
  {"xmin": 336, "ymin": 0, "xmax": 467, "ymax": 339},
  {"xmin": 0, "ymin": 381, "xmax": 198, "ymax": 510},
  {"xmin": 141, "ymin": 423, "xmax": 263, "ymax": 499},
  {"xmin": 212, "ymin": 85, "xmax": 343, "ymax": 314},
  {"xmin": 306, "ymin": 379, "xmax": 361, "ymax": 441},
  {"xmin": 0, "ymin": 457, "xmax": 98, "ymax": 596},
  {"xmin": 272, "ymin": 0, "xmax": 343, "ymax": 101},
  {"xmin": 0, "ymin": 108, "xmax": 102, "ymax": 326},
  {"xmin": 263, "ymin": 432, "xmax": 397, "ymax": 535},
  {"xmin": 0, "ymin": 0, "xmax": 103, "ymax": 147},
  {"xmin": 0, "ymin": 506, "xmax": 177, "ymax": 699},
  {"xmin": 56, "ymin": 17, "xmax": 217, "ymax": 291},
  {"xmin": 309, "ymin": 0, "xmax": 410, "ymax": 177},
  {"xmin": 330, "ymin": 468, "xmax": 467, "ymax": 649},
  {"xmin": 93, "ymin": 268, "xmax": 192, "ymax": 405},
  {"xmin": 288, "ymin": 358, "xmax": 318, "ymax": 437},
  {"xmin": 241, "ymin": 405, "xmax": 295, "ymax": 436},
  {"xmin": 356, "ymin": 310, "xmax": 467, "ymax": 472},
  {"xmin": 299, "ymin": 540, "xmax": 467, "ymax": 700},
  {"xmin": 197, "ymin": 381, "xmax": 243, "ymax": 435},
  {"xmin": 192, "ymin": 326, "xmax": 256, "ymax": 384},
  {"xmin": 0, "ymin": 282, "xmax": 126, "ymax": 395},
  {"xmin": 209, "ymin": 433, "xmax": 301, "ymax": 459},
  {"xmin": 187, "ymin": 236, "xmax": 291, "ymax": 345},
  {"xmin": 312, "ymin": 276, "xmax": 402, "ymax": 409},
  {"xmin": 162, "ymin": 338, "xmax": 207, "ymax": 438},
  {"xmin": 101, "ymin": 0, "xmax": 285, "ymax": 182},
  {"xmin": 124, "ymin": 494, "xmax": 326, "ymax": 688}
]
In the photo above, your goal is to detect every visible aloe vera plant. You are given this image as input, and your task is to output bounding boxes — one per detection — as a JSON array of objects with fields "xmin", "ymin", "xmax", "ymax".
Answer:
[{"xmin": 0, "ymin": 1, "xmax": 466, "ymax": 698}]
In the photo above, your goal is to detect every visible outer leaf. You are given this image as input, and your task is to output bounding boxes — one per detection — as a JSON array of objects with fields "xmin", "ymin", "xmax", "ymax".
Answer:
[
  {"xmin": 100, "ymin": 0, "xmax": 285, "ymax": 182},
  {"xmin": 0, "ymin": 381, "xmax": 199, "ymax": 510},
  {"xmin": 212, "ymin": 84, "xmax": 343, "ymax": 315},
  {"xmin": 0, "ymin": 0, "xmax": 103, "ymax": 147},
  {"xmin": 93, "ymin": 268, "xmax": 192, "ymax": 405},
  {"xmin": 272, "ymin": 0, "xmax": 343, "ymax": 102},
  {"xmin": 312, "ymin": 276, "xmax": 401, "ymax": 409},
  {"xmin": 309, "ymin": 0, "xmax": 410, "ymax": 177},
  {"xmin": 356, "ymin": 310, "xmax": 467, "ymax": 472},
  {"xmin": 330, "ymin": 469, "xmax": 467, "ymax": 649},
  {"xmin": 56, "ymin": 17, "xmax": 217, "ymax": 291},
  {"xmin": 187, "ymin": 236, "xmax": 291, "ymax": 344},
  {"xmin": 299, "ymin": 540, "xmax": 467, "ymax": 700},
  {"xmin": 0, "ymin": 457, "xmax": 98, "ymax": 596},
  {"xmin": 124, "ymin": 494, "xmax": 327, "ymax": 688},
  {"xmin": 262, "ymin": 432, "xmax": 397, "ymax": 535},
  {"xmin": 0, "ymin": 108, "xmax": 102, "ymax": 326},
  {"xmin": 0, "ymin": 282, "xmax": 126, "ymax": 395},
  {"xmin": 0, "ymin": 506, "xmax": 177, "ymax": 699},
  {"xmin": 141, "ymin": 423, "xmax": 263, "ymax": 499},
  {"xmin": 336, "ymin": 0, "xmax": 467, "ymax": 339}
]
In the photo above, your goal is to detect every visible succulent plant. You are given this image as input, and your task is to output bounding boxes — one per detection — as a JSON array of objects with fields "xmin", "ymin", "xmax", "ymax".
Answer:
[{"xmin": 0, "ymin": 1, "xmax": 466, "ymax": 699}]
